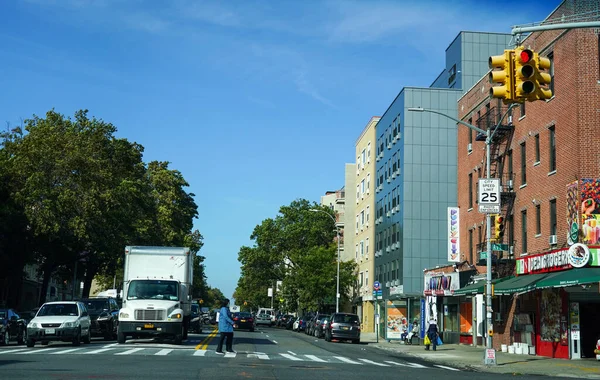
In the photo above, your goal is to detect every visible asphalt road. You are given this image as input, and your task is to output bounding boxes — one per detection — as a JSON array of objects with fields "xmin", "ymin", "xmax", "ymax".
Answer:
[{"xmin": 0, "ymin": 325, "xmax": 570, "ymax": 379}]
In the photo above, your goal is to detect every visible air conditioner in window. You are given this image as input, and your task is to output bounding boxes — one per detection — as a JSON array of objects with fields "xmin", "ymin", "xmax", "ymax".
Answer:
[
  {"xmin": 549, "ymin": 235, "xmax": 557, "ymax": 245},
  {"xmin": 467, "ymin": 143, "xmax": 473, "ymax": 152},
  {"xmin": 509, "ymin": 245, "xmax": 514, "ymax": 257},
  {"xmin": 385, "ymin": 282, "xmax": 391, "ymax": 287}
]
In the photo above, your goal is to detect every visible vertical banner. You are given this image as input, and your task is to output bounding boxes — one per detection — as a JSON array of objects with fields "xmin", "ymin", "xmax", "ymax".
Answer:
[
  {"xmin": 448, "ymin": 207, "xmax": 460, "ymax": 262},
  {"xmin": 420, "ymin": 298, "xmax": 426, "ymax": 339},
  {"xmin": 566, "ymin": 180, "xmax": 579, "ymax": 245}
]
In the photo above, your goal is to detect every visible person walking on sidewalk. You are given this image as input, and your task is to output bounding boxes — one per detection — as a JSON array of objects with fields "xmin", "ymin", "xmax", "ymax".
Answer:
[
  {"xmin": 216, "ymin": 298, "xmax": 235, "ymax": 354},
  {"xmin": 425, "ymin": 318, "xmax": 438, "ymax": 351}
]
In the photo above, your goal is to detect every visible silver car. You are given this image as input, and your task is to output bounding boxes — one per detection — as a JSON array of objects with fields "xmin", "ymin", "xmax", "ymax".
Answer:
[
  {"xmin": 27, "ymin": 301, "xmax": 92, "ymax": 347},
  {"xmin": 324, "ymin": 313, "xmax": 361, "ymax": 344},
  {"xmin": 255, "ymin": 313, "xmax": 272, "ymax": 327}
]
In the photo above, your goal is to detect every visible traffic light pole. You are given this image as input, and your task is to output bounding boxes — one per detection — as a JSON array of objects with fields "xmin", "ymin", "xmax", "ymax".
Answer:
[{"xmin": 409, "ymin": 103, "xmax": 518, "ymax": 364}]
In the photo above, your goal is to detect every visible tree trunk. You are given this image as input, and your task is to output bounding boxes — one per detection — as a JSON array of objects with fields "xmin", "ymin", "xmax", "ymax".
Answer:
[
  {"xmin": 81, "ymin": 265, "xmax": 97, "ymax": 298},
  {"xmin": 38, "ymin": 262, "xmax": 55, "ymax": 305}
]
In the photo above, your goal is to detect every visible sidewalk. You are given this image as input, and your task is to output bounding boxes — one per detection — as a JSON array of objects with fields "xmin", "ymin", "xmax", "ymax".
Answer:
[{"xmin": 361, "ymin": 332, "xmax": 600, "ymax": 379}]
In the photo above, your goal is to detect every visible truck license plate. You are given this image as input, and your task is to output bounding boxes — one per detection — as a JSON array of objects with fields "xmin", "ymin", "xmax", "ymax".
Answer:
[
  {"xmin": 144, "ymin": 323, "xmax": 154, "ymax": 329},
  {"xmin": 45, "ymin": 328, "xmax": 56, "ymax": 334},
  {"xmin": 241, "ymin": 320, "xmax": 246, "ymax": 322}
]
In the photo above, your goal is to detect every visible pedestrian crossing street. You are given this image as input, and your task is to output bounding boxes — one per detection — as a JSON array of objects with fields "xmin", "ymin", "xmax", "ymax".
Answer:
[{"xmin": 0, "ymin": 346, "xmax": 459, "ymax": 370}]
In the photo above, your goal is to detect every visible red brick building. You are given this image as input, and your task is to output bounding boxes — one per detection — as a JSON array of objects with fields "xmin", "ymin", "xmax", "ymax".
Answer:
[{"xmin": 456, "ymin": 0, "xmax": 600, "ymax": 359}]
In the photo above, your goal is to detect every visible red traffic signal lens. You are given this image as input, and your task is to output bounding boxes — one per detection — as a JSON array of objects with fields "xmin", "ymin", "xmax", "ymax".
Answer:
[
  {"xmin": 497, "ymin": 217, "xmax": 504, "ymax": 224},
  {"xmin": 520, "ymin": 49, "xmax": 533, "ymax": 63}
]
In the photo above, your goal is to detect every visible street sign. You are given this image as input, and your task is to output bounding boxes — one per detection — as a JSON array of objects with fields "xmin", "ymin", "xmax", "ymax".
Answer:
[
  {"xmin": 491, "ymin": 243, "xmax": 509, "ymax": 251},
  {"xmin": 478, "ymin": 178, "xmax": 501, "ymax": 214},
  {"xmin": 373, "ymin": 281, "xmax": 381, "ymax": 291}
]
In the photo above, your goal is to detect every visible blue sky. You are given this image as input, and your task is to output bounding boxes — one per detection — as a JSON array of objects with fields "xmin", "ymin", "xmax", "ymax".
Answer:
[{"xmin": 1, "ymin": 0, "xmax": 561, "ymax": 299}]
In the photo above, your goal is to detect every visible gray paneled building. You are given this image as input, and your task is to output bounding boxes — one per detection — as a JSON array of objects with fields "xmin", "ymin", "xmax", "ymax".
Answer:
[{"xmin": 373, "ymin": 32, "xmax": 512, "ymax": 330}]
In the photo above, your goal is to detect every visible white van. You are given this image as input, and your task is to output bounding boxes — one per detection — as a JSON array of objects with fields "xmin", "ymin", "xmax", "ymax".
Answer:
[{"xmin": 257, "ymin": 308, "xmax": 276, "ymax": 325}]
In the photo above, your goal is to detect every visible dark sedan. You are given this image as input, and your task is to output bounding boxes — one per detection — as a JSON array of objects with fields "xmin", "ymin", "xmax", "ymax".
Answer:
[
  {"xmin": 0, "ymin": 309, "xmax": 27, "ymax": 345},
  {"xmin": 232, "ymin": 312, "xmax": 255, "ymax": 332},
  {"xmin": 80, "ymin": 297, "xmax": 119, "ymax": 340}
]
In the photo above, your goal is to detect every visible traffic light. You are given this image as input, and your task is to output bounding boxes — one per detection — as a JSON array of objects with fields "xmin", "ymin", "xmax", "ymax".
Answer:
[
  {"xmin": 534, "ymin": 54, "xmax": 553, "ymax": 100},
  {"xmin": 494, "ymin": 215, "xmax": 505, "ymax": 241},
  {"xmin": 489, "ymin": 49, "xmax": 515, "ymax": 102},
  {"xmin": 514, "ymin": 47, "xmax": 535, "ymax": 101}
]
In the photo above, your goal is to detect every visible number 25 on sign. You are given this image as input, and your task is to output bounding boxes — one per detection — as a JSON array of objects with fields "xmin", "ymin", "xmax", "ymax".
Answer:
[{"xmin": 478, "ymin": 179, "xmax": 501, "ymax": 213}]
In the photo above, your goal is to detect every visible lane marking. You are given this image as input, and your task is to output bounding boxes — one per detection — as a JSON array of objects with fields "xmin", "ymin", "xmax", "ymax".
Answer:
[
  {"xmin": 50, "ymin": 348, "xmax": 83, "ymax": 355},
  {"xmin": 358, "ymin": 359, "xmax": 389, "ymax": 367},
  {"xmin": 248, "ymin": 353, "xmax": 269, "ymax": 360},
  {"xmin": 85, "ymin": 348, "xmax": 114, "ymax": 354},
  {"xmin": 18, "ymin": 348, "xmax": 58, "ymax": 355},
  {"xmin": 0, "ymin": 349, "xmax": 29, "ymax": 354},
  {"xmin": 334, "ymin": 356, "xmax": 362, "ymax": 365},
  {"xmin": 385, "ymin": 361, "xmax": 426, "ymax": 368},
  {"xmin": 305, "ymin": 354, "xmax": 327, "ymax": 362},
  {"xmin": 193, "ymin": 349, "xmax": 207, "ymax": 356},
  {"xmin": 196, "ymin": 327, "xmax": 219, "ymax": 350},
  {"xmin": 103, "ymin": 343, "xmax": 119, "ymax": 348},
  {"xmin": 434, "ymin": 364, "xmax": 460, "ymax": 371},
  {"xmin": 224, "ymin": 352, "xmax": 236, "ymax": 358},
  {"xmin": 155, "ymin": 349, "xmax": 173, "ymax": 356},
  {"xmin": 115, "ymin": 348, "xmax": 145, "ymax": 355},
  {"xmin": 280, "ymin": 353, "xmax": 303, "ymax": 361},
  {"xmin": 287, "ymin": 351, "xmax": 296, "ymax": 355},
  {"xmin": 271, "ymin": 340, "xmax": 278, "ymax": 344}
]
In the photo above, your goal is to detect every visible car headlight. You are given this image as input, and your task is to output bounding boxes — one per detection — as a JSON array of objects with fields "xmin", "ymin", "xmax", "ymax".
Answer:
[
  {"xmin": 28, "ymin": 322, "xmax": 38, "ymax": 328},
  {"xmin": 97, "ymin": 312, "xmax": 110, "ymax": 321},
  {"xmin": 169, "ymin": 313, "xmax": 182, "ymax": 319},
  {"xmin": 119, "ymin": 312, "xmax": 129, "ymax": 319},
  {"xmin": 62, "ymin": 321, "xmax": 79, "ymax": 328}
]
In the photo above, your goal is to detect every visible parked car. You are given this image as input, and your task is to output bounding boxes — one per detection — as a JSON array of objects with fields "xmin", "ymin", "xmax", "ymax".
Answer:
[
  {"xmin": 0, "ymin": 309, "xmax": 27, "ymax": 345},
  {"xmin": 80, "ymin": 297, "xmax": 119, "ymax": 340},
  {"xmin": 324, "ymin": 312, "xmax": 361, "ymax": 344},
  {"xmin": 232, "ymin": 312, "xmax": 255, "ymax": 332},
  {"xmin": 189, "ymin": 304, "xmax": 203, "ymax": 333},
  {"xmin": 285, "ymin": 316, "xmax": 296, "ymax": 330},
  {"xmin": 26, "ymin": 301, "xmax": 92, "ymax": 347},
  {"xmin": 255, "ymin": 313, "xmax": 272, "ymax": 327},
  {"xmin": 277, "ymin": 314, "xmax": 293, "ymax": 328}
]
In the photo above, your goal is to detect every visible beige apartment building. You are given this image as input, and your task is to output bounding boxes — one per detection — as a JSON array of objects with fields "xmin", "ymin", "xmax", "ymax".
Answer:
[{"xmin": 353, "ymin": 116, "xmax": 380, "ymax": 332}]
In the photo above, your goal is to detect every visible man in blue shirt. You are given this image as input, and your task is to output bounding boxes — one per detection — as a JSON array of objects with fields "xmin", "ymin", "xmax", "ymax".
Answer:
[{"xmin": 216, "ymin": 298, "xmax": 235, "ymax": 353}]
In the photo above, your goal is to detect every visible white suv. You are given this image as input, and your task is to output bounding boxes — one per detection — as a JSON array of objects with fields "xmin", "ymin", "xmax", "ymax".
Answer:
[{"xmin": 27, "ymin": 301, "xmax": 91, "ymax": 347}]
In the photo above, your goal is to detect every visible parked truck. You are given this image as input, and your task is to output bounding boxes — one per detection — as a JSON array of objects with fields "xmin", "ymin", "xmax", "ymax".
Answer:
[{"xmin": 117, "ymin": 246, "xmax": 193, "ymax": 345}]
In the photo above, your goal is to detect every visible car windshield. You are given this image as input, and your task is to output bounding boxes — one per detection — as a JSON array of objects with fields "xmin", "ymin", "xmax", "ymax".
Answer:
[
  {"xmin": 235, "ymin": 312, "xmax": 252, "ymax": 318},
  {"xmin": 127, "ymin": 279, "xmax": 178, "ymax": 300},
  {"xmin": 333, "ymin": 314, "xmax": 360, "ymax": 323},
  {"xmin": 38, "ymin": 304, "xmax": 79, "ymax": 317},
  {"xmin": 191, "ymin": 304, "xmax": 199, "ymax": 314},
  {"xmin": 83, "ymin": 300, "xmax": 110, "ymax": 312}
]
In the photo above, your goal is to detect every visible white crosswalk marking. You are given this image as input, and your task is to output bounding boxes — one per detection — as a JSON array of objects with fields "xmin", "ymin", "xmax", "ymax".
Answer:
[
  {"xmin": 358, "ymin": 359, "xmax": 389, "ymax": 367},
  {"xmin": 0, "ymin": 349, "xmax": 28, "ymax": 354},
  {"xmin": 333, "ymin": 356, "xmax": 362, "ymax": 365},
  {"xmin": 247, "ymin": 353, "xmax": 269, "ymax": 360},
  {"xmin": 434, "ymin": 365, "xmax": 460, "ymax": 371},
  {"xmin": 18, "ymin": 348, "xmax": 58, "ymax": 355},
  {"xmin": 51, "ymin": 349, "xmax": 83, "ymax": 355},
  {"xmin": 305, "ymin": 354, "xmax": 326, "ymax": 362},
  {"xmin": 115, "ymin": 348, "xmax": 145, "ymax": 355},
  {"xmin": 385, "ymin": 360, "xmax": 426, "ymax": 368},
  {"xmin": 280, "ymin": 353, "xmax": 303, "ymax": 361},
  {"xmin": 193, "ymin": 350, "xmax": 207, "ymax": 356},
  {"xmin": 224, "ymin": 352, "xmax": 236, "ymax": 358},
  {"xmin": 85, "ymin": 348, "xmax": 114, "ymax": 354},
  {"xmin": 155, "ymin": 349, "xmax": 173, "ymax": 356}
]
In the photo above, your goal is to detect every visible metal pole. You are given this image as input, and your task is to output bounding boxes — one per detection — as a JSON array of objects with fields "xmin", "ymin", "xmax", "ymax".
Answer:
[
  {"xmin": 485, "ymin": 128, "xmax": 493, "ymax": 350},
  {"xmin": 336, "ymin": 228, "xmax": 340, "ymax": 313},
  {"xmin": 512, "ymin": 21, "xmax": 600, "ymax": 35}
]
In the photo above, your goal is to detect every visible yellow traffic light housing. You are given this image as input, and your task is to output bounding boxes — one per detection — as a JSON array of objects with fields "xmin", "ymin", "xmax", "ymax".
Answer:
[
  {"xmin": 494, "ymin": 215, "xmax": 505, "ymax": 241},
  {"xmin": 489, "ymin": 49, "xmax": 515, "ymax": 102},
  {"xmin": 514, "ymin": 47, "xmax": 535, "ymax": 101},
  {"xmin": 534, "ymin": 54, "xmax": 553, "ymax": 100}
]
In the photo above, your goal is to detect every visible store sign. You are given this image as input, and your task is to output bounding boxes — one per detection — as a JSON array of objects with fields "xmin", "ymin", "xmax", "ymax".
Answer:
[
  {"xmin": 389, "ymin": 285, "xmax": 404, "ymax": 296},
  {"xmin": 567, "ymin": 243, "xmax": 591, "ymax": 268},
  {"xmin": 423, "ymin": 272, "xmax": 459, "ymax": 296},
  {"xmin": 517, "ymin": 249, "xmax": 571, "ymax": 275}
]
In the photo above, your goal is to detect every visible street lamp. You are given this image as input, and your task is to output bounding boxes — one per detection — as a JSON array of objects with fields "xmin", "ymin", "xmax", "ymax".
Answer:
[
  {"xmin": 310, "ymin": 209, "xmax": 341, "ymax": 313},
  {"xmin": 408, "ymin": 104, "xmax": 517, "ymax": 357}
]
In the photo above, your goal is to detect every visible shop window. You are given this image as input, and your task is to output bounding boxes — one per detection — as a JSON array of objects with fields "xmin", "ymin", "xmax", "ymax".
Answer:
[
  {"xmin": 460, "ymin": 302, "xmax": 472, "ymax": 333},
  {"xmin": 443, "ymin": 304, "xmax": 459, "ymax": 332}
]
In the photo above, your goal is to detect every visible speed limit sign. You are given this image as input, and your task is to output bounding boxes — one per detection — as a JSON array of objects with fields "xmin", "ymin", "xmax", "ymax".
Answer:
[{"xmin": 478, "ymin": 178, "xmax": 501, "ymax": 213}]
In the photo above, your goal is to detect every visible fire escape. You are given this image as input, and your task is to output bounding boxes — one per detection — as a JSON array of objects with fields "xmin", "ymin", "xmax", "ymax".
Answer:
[{"xmin": 475, "ymin": 105, "xmax": 517, "ymax": 274}]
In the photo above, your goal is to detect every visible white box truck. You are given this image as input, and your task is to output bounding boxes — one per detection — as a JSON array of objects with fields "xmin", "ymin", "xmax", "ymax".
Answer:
[{"xmin": 117, "ymin": 246, "xmax": 193, "ymax": 345}]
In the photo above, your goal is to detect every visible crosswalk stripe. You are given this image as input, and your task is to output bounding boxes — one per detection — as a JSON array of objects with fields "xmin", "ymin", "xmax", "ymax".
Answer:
[
  {"xmin": 0, "ymin": 349, "xmax": 28, "ymax": 354},
  {"xmin": 51, "ymin": 349, "xmax": 83, "ymax": 355},
  {"xmin": 85, "ymin": 348, "xmax": 114, "ymax": 354},
  {"xmin": 305, "ymin": 354, "xmax": 326, "ymax": 362},
  {"xmin": 280, "ymin": 353, "xmax": 303, "ymax": 361},
  {"xmin": 247, "ymin": 353, "xmax": 269, "ymax": 360},
  {"xmin": 385, "ymin": 360, "xmax": 426, "ymax": 368},
  {"xmin": 434, "ymin": 365, "xmax": 460, "ymax": 371},
  {"xmin": 358, "ymin": 359, "xmax": 389, "ymax": 367},
  {"xmin": 18, "ymin": 348, "xmax": 58, "ymax": 355},
  {"xmin": 334, "ymin": 356, "xmax": 362, "ymax": 365},
  {"xmin": 193, "ymin": 350, "xmax": 207, "ymax": 356},
  {"xmin": 155, "ymin": 349, "xmax": 173, "ymax": 356},
  {"xmin": 115, "ymin": 348, "xmax": 145, "ymax": 355},
  {"xmin": 224, "ymin": 352, "xmax": 236, "ymax": 358}
]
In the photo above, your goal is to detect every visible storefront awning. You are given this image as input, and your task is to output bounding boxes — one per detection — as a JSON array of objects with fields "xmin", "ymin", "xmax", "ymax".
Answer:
[
  {"xmin": 535, "ymin": 267, "xmax": 600, "ymax": 289},
  {"xmin": 494, "ymin": 273, "xmax": 548, "ymax": 295},
  {"xmin": 452, "ymin": 276, "xmax": 514, "ymax": 296}
]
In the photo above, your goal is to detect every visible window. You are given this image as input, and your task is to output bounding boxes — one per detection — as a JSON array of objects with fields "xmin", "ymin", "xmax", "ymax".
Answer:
[
  {"xmin": 535, "ymin": 204, "xmax": 541, "ymax": 235},
  {"xmin": 361, "ymin": 179, "xmax": 365, "ymax": 195},
  {"xmin": 468, "ymin": 118, "xmax": 473, "ymax": 145},
  {"xmin": 520, "ymin": 102, "xmax": 526, "ymax": 118},
  {"xmin": 366, "ymin": 238, "xmax": 369, "ymax": 255},
  {"xmin": 521, "ymin": 210, "xmax": 528, "ymax": 254},
  {"xmin": 469, "ymin": 229, "xmax": 473, "ymax": 260},
  {"xmin": 550, "ymin": 199, "xmax": 557, "ymax": 236},
  {"xmin": 468, "ymin": 173, "xmax": 473, "ymax": 208},
  {"xmin": 396, "ymin": 222, "xmax": 400, "ymax": 242},
  {"xmin": 520, "ymin": 142, "xmax": 527, "ymax": 185},
  {"xmin": 361, "ymin": 149, "xmax": 366, "ymax": 166},
  {"xmin": 534, "ymin": 134, "xmax": 540, "ymax": 163},
  {"xmin": 391, "ymin": 224, "xmax": 397, "ymax": 244},
  {"xmin": 356, "ymin": 184, "xmax": 360, "ymax": 200},
  {"xmin": 448, "ymin": 63, "xmax": 457, "ymax": 84},
  {"xmin": 365, "ymin": 270, "xmax": 369, "ymax": 288},
  {"xmin": 367, "ymin": 142, "xmax": 371, "ymax": 163},
  {"xmin": 367, "ymin": 173, "xmax": 371, "ymax": 191},
  {"xmin": 356, "ymin": 215, "xmax": 359, "ymax": 230},
  {"xmin": 366, "ymin": 206, "xmax": 370, "ymax": 223},
  {"xmin": 507, "ymin": 150, "xmax": 513, "ymax": 179},
  {"xmin": 549, "ymin": 126, "xmax": 556, "ymax": 172},
  {"xmin": 355, "ymin": 244, "xmax": 359, "ymax": 259},
  {"xmin": 361, "ymin": 210, "xmax": 365, "ymax": 226},
  {"xmin": 359, "ymin": 272, "xmax": 364, "ymax": 287},
  {"xmin": 360, "ymin": 240, "xmax": 364, "ymax": 256}
]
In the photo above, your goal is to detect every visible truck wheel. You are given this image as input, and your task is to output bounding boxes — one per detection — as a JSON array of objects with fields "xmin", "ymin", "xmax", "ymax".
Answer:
[
  {"xmin": 26, "ymin": 338, "xmax": 35, "ymax": 347},
  {"xmin": 117, "ymin": 331, "xmax": 126, "ymax": 344}
]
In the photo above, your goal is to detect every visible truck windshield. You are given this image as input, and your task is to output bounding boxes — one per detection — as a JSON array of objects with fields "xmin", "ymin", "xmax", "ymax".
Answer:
[{"xmin": 127, "ymin": 280, "xmax": 178, "ymax": 300}]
